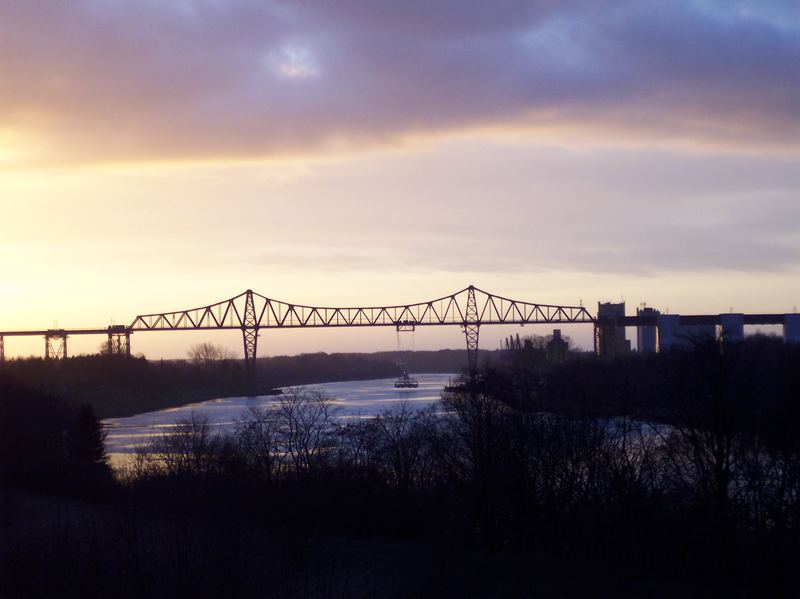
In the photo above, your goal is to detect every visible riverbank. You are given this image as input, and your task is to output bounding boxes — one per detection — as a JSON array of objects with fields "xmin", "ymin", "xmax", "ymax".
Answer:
[
  {"xmin": 0, "ymin": 350, "xmax": 475, "ymax": 420},
  {"xmin": 80, "ymin": 384, "xmax": 281, "ymax": 419}
]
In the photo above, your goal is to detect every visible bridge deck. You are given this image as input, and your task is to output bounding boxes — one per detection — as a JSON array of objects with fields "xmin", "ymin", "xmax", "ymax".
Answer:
[
  {"xmin": 606, "ymin": 314, "xmax": 787, "ymax": 327},
  {"xmin": 0, "ymin": 329, "xmax": 113, "ymax": 337},
  {"xmin": 0, "ymin": 285, "xmax": 791, "ymax": 338}
]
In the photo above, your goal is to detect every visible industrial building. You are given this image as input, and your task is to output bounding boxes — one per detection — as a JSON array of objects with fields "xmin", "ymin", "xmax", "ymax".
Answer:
[
  {"xmin": 596, "ymin": 302, "xmax": 631, "ymax": 358},
  {"xmin": 546, "ymin": 329, "xmax": 569, "ymax": 362},
  {"xmin": 594, "ymin": 308, "xmax": 800, "ymax": 359},
  {"xmin": 636, "ymin": 306, "xmax": 659, "ymax": 353}
]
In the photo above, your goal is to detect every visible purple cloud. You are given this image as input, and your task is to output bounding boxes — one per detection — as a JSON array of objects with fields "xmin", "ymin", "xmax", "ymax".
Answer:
[{"xmin": 1, "ymin": 1, "xmax": 798, "ymax": 164}]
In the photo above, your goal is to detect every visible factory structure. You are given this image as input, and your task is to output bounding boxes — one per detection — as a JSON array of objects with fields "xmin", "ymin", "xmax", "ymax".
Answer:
[
  {"xmin": 502, "ymin": 328, "xmax": 570, "ymax": 363},
  {"xmin": 595, "ymin": 302, "xmax": 631, "ymax": 357},
  {"xmin": 500, "ymin": 301, "xmax": 800, "ymax": 361},
  {"xmin": 635, "ymin": 306, "xmax": 659, "ymax": 353},
  {"xmin": 595, "ymin": 301, "xmax": 800, "ymax": 358}
]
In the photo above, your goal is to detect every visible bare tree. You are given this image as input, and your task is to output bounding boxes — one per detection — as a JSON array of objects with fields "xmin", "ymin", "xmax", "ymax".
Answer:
[
  {"xmin": 187, "ymin": 342, "xmax": 234, "ymax": 367},
  {"xmin": 139, "ymin": 413, "xmax": 223, "ymax": 478},
  {"xmin": 658, "ymin": 339, "xmax": 755, "ymax": 543},
  {"xmin": 236, "ymin": 405, "xmax": 280, "ymax": 483},
  {"xmin": 374, "ymin": 402, "xmax": 439, "ymax": 491},
  {"xmin": 275, "ymin": 388, "xmax": 337, "ymax": 477},
  {"xmin": 335, "ymin": 417, "xmax": 382, "ymax": 475}
]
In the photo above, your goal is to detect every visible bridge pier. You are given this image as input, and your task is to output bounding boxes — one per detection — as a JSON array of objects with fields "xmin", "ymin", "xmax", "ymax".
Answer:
[
  {"xmin": 45, "ymin": 330, "xmax": 68, "ymax": 360},
  {"xmin": 0, "ymin": 335, "xmax": 4, "ymax": 363},
  {"xmin": 107, "ymin": 326, "xmax": 131, "ymax": 357},
  {"xmin": 242, "ymin": 289, "xmax": 259, "ymax": 387},
  {"xmin": 464, "ymin": 323, "xmax": 479, "ymax": 370},
  {"xmin": 464, "ymin": 286, "xmax": 480, "ymax": 371}
]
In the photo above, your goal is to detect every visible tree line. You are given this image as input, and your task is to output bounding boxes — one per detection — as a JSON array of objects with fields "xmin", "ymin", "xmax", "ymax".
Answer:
[{"xmin": 0, "ymin": 347, "xmax": 481, "ymax": 418}]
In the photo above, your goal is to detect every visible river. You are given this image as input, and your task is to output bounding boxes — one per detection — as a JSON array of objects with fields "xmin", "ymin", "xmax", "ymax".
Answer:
[{"xmin": 104, "ymin": 373, "xmax": 456, "ymax": 465}]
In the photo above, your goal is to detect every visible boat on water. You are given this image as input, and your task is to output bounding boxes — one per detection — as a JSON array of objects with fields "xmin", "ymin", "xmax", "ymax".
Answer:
[{"xmin": 394, "ymin": 369, "xmax": 419, "ymax": 388}]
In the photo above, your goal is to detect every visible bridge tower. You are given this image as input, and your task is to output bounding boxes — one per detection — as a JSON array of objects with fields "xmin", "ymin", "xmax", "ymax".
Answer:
[
  {"xmin": 107, "ymin": 326, "xmax": 131, "ymax": 357},
  {"xmin": 464, "ymin": 285, "xmax": 480, "ymax": 371},
  {"xmin": 45, "ymin": 330, "xmax": 68, "ymax": 360},
  {"xmin": 242, "ymin": 289, "xmax": 259, "ymax": 387}
]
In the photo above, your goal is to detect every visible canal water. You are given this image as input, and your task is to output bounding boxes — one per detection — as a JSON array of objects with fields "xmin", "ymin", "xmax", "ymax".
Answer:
[{"xmin": 104, "ymin": 373, "xmax": 456, "ymax": 464}]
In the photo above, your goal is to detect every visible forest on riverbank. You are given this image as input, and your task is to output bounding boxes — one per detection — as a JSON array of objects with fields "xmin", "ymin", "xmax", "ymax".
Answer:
[{"xmin": 0, "ymin": 348, "xmax": 486, "ymax": 418}]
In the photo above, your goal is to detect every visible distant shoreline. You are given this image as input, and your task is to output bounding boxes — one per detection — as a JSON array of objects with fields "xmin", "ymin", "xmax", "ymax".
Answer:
[
  {"xmin": 86, "ymin": 384, "xmax": 282, "ymax": 420},
  {"xmin": 1, "ymin": 350, "xmax": 475, "ymax": 420}
]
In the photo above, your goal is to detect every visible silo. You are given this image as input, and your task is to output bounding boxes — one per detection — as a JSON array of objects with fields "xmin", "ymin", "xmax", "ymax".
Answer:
[
  {"xmin": 785, "ymin": 314, "xmax": 800, "ymax": 344},
  {"xmin": 596, "ymin": 302, "xmax": 629, "ymax": 358},
  {"xmin": 720, "ymin": 313, "xmax": 744, "ymax": 343},
  {"xmin": 636, "ymin": 306, "xmax": 659, "ymax": 353}
]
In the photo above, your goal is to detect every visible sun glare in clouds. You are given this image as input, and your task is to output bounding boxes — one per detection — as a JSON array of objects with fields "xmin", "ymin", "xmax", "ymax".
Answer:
[{"xmin": 268, "ymin": 43, "xmax": 319, "ymax": 80}]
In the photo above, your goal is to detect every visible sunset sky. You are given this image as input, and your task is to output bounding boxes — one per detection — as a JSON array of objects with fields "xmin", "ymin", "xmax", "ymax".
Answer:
[{"xmin": 2, "ymin": 1, "xmax": 799, "ymax": 359}]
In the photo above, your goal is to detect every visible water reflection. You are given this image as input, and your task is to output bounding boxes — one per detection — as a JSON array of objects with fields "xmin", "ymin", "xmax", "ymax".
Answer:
[{"xmin": 104, "ymin": 373, "xmax": 455, "ymax": 460}]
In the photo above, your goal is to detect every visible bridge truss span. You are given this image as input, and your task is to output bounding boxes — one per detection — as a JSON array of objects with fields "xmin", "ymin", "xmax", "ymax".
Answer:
[
  {"xmin": 4, "ymin": 287, "xmax": 798, "ymax": 381},
  {"xmin": 128, "ymin": 286, "xmax": 594, "ymax": 377},
  {"xmin": 129, "ymin": 286, "xmax": 594, "ymax": 332}
]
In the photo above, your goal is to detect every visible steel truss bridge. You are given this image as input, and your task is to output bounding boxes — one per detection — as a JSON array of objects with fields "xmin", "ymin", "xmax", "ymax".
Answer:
[{"xmin": 0, "ymin": 286, "xmax": 594, "ymax": 377}]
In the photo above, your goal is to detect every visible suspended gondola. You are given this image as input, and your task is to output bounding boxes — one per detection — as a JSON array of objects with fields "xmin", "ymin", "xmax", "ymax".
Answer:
[
  {"xmin": 394, "ymin": 368, "xmax": 419, "ymax": 388},
  {"xmin": 394, "ymin": 324, "xmax": 418, "ymax": 388}
]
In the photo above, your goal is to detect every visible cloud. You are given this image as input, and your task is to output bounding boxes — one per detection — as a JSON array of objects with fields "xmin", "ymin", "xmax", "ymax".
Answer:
[
  {"xmin": 1, "ymin": 1, "xmax": 799, "ymax": 165},
  {"xmin": 267, "ymin": 43, "xmax": 319, "ymax": 79},
  {"xmin": 49, "ymin": 140, "xmax": 789, "ymax": 277}
]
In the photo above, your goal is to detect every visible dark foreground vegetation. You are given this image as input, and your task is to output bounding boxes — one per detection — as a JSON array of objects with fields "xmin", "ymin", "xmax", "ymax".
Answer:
[
  {"xmin": 2, "ymin": 336, "xmax": 800, "ymax": 597},
  {"xmin": 0, "ymin": 349, "xmax": 475, "ymax": 418}
]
